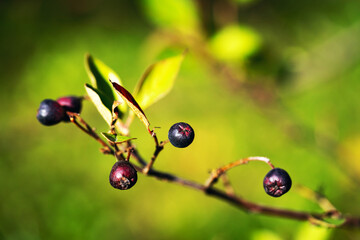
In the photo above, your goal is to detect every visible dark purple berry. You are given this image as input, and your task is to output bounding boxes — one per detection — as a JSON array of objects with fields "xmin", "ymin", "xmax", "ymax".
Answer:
[
  {"xmin": 263, "ymin": 168, "xmax": 292, "ymax": 197},
  {"xmin": 109, "ymin": 161, "xmax": 137, "ymax": 190},
  {"xmin": 36, "ymin": 99, "xmax": 66, "ymax": 126},
  {"xmin": 57, "ymin": 96, "xmax": 82, "ymax": 122},
  {"xmin": 168, "ymin": 122, "xmax": 195, "ymax": 148}
]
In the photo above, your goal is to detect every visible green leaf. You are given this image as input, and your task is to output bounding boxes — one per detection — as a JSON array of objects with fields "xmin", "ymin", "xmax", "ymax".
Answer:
[
  {"xmin": 111, "ymin": 81, "xmax": 151, "ymax": 131},
  {"xmin": 85, "ymin": 84, "xmax": 113, "ymax": 126},
  {"xmin": 101, "ymin": 132, "xmax": 136, "ymax": 143},
  {"xmin": 85, "ymin": 54, "xmax": 127, "ymax": 114},
  {"xmin": 134, "ymin": 52, "xmax": 185, "ymax": 110}
]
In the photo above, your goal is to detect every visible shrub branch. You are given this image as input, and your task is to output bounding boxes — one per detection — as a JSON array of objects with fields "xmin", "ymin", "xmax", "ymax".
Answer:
[{"xmin": 70, "ymin": 113, "xmax": 360, "ymax": 229}]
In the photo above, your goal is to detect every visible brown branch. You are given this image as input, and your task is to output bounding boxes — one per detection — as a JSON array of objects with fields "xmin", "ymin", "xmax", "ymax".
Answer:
[
  {"xmin": 68, "ymin": 112, "xmax": 115, "ymax": 155},
  {"xmin": 143, "ymin": 131, "xmax": 165, "ymax": 174},
  {"xmin": 70, "ymin": 114, "xmax": 360, "ymax": 229},
  {"xmin": 130, "ymin": 146, "xmax": 147, "ymax": 166},
  {"xmin": 131, "ymin": 150, "xmax": 360, "ymax": 229}
]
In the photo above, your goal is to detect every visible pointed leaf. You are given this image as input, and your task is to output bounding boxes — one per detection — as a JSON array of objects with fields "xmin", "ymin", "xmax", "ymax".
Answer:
[
  {"xmin": 85, "ymin": 54, "xmax": 127, "ymax": 114},
  {"xmin": 101, "ymin": 132, "xmax": 136, "ymax": 143},
  {"xmin": 111, "ymin": 81, "xmax": 151, "ymax": 131},
  {"xmin": 85, "ymin": 84, "xmax": 113, "ymax": 126},
  {"xmin": 134, "ymin": 52, "xmax": 185, "ymax": 110}
]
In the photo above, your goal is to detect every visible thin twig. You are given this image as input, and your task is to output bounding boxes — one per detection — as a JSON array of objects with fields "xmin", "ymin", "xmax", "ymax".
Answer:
[
  {"xmin": 68, "ymin": 112, "xmax": 115, "ymax": 155},
  {"xmin": 205, "ymin": 156, "xmax": 274, "ymax": 189},
  {"xmin": 161, "ymin": 139, "xmax": 170, "ymax": 145},
  {"xmin": 130, "ymin": 145, "xmax": 147, "ymax": 166},
  {"xmin": 143, "ymin": 131, "xmax": 164, "ymax": 174},
  {"xmin": 221, "ymin": 173, "xmax": 236, "ymax": 196},
  {"xmin": 296, "ymin": 185, "xmax": 342, "ymax": 222},
  {"xmin": 126, "ymin": 147, "xmax": 133, "ymax": 162}
]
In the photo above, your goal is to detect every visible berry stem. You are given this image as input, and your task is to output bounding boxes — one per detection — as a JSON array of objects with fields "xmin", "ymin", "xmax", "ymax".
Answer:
[
  {"xmin": 204, "ymin": 156, "xmax": 274, "ymax": 189},
  {"xmin": 151, "ymin": 130, "xmax": 160, "ymax": 147},
  {"xmin": 160, "ymin": 139, "xmax": 170, "ymax": 145},
  {"xmin": 113, "ymin": 144, "xmax": 126, "ymax": 161},
  {"xmin": 126, "ymin": 147, "xmax": 133, "ymax": 162},
  {"xmin": 143, "ymin": 130, "xmax": 164, "ymax": 174}
]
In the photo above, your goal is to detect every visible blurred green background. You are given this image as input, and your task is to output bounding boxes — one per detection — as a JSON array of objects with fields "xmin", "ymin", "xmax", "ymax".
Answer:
[{"xmin": 1, "ymin": 0, "xmax": 360, "ymax": 239}]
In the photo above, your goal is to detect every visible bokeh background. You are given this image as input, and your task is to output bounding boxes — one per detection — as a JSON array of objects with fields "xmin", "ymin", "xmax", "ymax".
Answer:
[{"xmin": 1, "ymin": 0, "xmax": 360, "ymax": 239}]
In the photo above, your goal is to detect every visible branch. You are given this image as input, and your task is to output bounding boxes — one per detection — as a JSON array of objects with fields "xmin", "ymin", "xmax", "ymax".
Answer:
[
  {"xmin": 145, "ymin": 30, "xmax": 360, "ymax": 188},
  {"xmin": 68, "ymin": 112, "xmax": 116, "ymax": 156},
  {"xmin": 205, "ymin": 156, "xmax": 275, "ymax": 189},
  {"xmin": 71, "ymin": 114, "xmax": 360, "ymax": 229},
  {"xmin": 142, "ymin": 130, "xmax": 163, "ymax": 174},
  {"xmin": 131, "ymin": 150, "xmax": 360, "ymax": 229}
]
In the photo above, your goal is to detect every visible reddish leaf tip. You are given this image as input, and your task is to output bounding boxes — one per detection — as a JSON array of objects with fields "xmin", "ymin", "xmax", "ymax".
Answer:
[{"xmin": 110, "ymin": 81, "xmax": 150, "ymax": 129}]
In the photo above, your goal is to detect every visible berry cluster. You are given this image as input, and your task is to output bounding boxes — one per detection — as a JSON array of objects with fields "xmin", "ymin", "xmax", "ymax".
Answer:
[
  {"xmin": 167, "ymin": 122, "xmax": 292, "ymax": 197},
  {"xmin": 108, "ymin": 122, "xmax": 195, "ymax": 190},
  {"xmin": 36, "ymin": 96, "xmax": 82, "ymax": 126},
  {"xmin": 37, "ymin": 98, "xmax": 292, "ymax": 197}
]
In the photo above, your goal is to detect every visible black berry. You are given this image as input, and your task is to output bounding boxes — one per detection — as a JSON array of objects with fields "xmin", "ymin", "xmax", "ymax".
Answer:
[
  {"xmin": 168, "ymin": 122, "xmax": 195, "ymax": 148},
  {"xmin": 36, "ymin": 99, "xmax": 66, "ymax": 126},
  {"xmin": 263, "ymin": 168, "xmax": 292, "ymax": 197},
  {"xmin": 109, "ymin": 161, "xmax": 137, "ymax": 190},
  {"xmin": 57, "ymin": 96, "xmax": 82, "ymax": 121}
]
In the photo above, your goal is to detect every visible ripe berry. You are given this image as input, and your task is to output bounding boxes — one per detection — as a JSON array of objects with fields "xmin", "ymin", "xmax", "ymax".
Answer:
[
  {"xmin": 168, "ymin": 122, "xmax": 195, "ymax": 148},
  {"xmin": 36, "ymin": 99, "xmax": 66, "ymax": 126},
  {"xmin": 263, "ymin": 168, "xmax": 292, "ymax": 197},
  {"xmin": 57, "ymin": 96, "xmax": 82, "ymax": 121},
  {"xmin": 109, "ymin": 161, "xmax": 137, "ymax": 190}
]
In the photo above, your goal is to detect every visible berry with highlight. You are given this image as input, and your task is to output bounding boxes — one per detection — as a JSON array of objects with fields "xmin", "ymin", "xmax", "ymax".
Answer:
[
  {"xmin": 168, "ymin": 122, "xmax": 195, "ymax": 148},
  {"xmin": 36, "ymin": 99, "xmax": 66, "ymax": 126},
  {"xmin": 109, "ymin": 161, "xmax": 137, "ymax": 190},
  {"xmin": 57, "ymin": 96, "xmax": 82, "ymax": 121},
  {"xmin": 263, "ymin": 168, "xmax": 292, "ymax": 197}
]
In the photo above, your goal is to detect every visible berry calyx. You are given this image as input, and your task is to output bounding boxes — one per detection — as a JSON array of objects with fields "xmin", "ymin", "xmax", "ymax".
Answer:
[
  {"xmin": 36, "ymin": 99, "xmax": 66, "ymax": 126},
  {"xmin": 57, "ymin": 96, "xmax": 83, "ymax": 121},
  {"xmin": 168, "ymin": 122, "xmax": 195, "ymax": 148},
  {"xmin": 263, "ymin": 168, "xmax": 292, "ymax": 197},
  {"xmin": 109, "ymin": 161, "xmax": 137, "ymax": 190}
]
